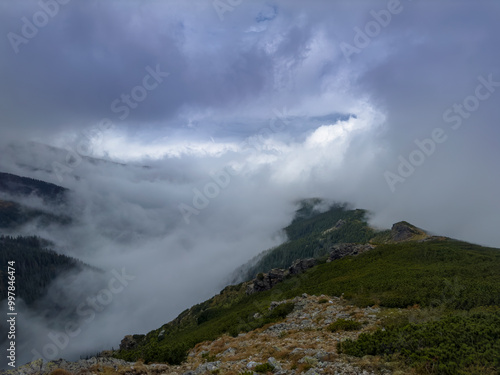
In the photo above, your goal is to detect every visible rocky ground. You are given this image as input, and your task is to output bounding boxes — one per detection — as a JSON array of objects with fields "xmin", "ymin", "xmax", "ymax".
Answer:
[{"xmin": 5, "ymin": 295, "xmax": 412, "ymax": 375}]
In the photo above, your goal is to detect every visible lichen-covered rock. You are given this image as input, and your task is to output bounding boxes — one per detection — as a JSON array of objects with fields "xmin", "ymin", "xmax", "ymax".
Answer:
[
  {"xmin": 288, "ymin": 258, "xmax": 317, "ymax": 275},
  {"xmin": 328, "ymin": 243, "xmax": 374, "ymax": 261}
]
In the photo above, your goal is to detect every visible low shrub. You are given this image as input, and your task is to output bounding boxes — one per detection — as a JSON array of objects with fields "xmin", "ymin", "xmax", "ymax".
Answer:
[
  {"xmin": 338, "ymin": 311, "xmax": 500, "ymax": 375},
  {"xmin": 254, "ymin": 362, "xmax": 274, "ymax": 373},
  {"xmin": 327, "ymin": 318, "xmax": 362, "ymax": 332}
]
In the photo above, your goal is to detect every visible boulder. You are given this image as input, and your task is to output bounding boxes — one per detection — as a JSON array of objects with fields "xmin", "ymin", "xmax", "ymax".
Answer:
[
  {"xmin": 328, "ymin": 243, "xmax": 374, "ymax": 261},
  {"xmin": 289, "ymin": 258, "xmax": 317, "ymax": 275},
  {"xmin": 246, "ymin": 268, "xmax": 288, "ymax": 294},
  {"xmin": 120, "ymin": 335, "xmax": 138, "ymax": 351}
]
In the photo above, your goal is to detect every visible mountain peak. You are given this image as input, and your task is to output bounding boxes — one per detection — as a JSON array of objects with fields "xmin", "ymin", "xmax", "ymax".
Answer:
[{"xmin": 390, "ymin": 221, "xmax": 428, "ymax": 242}]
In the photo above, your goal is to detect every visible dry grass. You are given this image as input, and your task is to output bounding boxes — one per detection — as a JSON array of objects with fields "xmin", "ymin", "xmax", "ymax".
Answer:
[
  {"xmin": 104, "ymin": 296, "xmax": 391, "ymax": 375},
  {"xmin": 49, "ymin": 370, "xmax": 73, "ymax": 375}
]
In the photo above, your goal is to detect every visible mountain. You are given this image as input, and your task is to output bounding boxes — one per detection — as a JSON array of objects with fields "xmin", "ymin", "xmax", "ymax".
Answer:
[
  {"xmin": 2, "ymin": 182, "xmax": 499, "ymax": 374},
  {"xmin": 232, "ymin": 200, "xmax": 381, "ymax": 282},
  {"xmin": 0, "ymin": 236, "xmax": 90, "ymax": 305},
  {"xmin": 0, "ymin": 142, "xmax": 149, "ymax": 181},
  {"xmin": 0, "ymin": 199, "xmax": 71, "ymax": 230},
  {"xmin": 0, "ymin": 171, "xmax": 68, "ymax": 204},
  {"xmin": 0, "ymin": 173, "xmax": 90, "ymax": 307},
  {"xmin": 0, "ymin": 171, "xmax": 71, "ymax": 229},
  {"xmin": 106, "ymin": 206, "xmax": 500, "ymax": 374}
]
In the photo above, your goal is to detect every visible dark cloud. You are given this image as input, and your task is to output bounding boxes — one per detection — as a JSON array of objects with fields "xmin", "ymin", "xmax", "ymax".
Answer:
[{"xmin": 1, "ymin": 0, "xmax": 500, "ymax": 367}]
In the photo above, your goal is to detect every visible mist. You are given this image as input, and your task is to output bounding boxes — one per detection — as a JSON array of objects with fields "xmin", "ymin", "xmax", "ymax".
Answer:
[{"xmin": 0, "ymin": 0, "xmax": 499, "ymax": 367}]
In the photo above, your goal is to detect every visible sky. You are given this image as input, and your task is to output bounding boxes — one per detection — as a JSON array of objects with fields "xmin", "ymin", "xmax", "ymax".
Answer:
[{"xmin": 0, "ymin": 0, "xmax": 500, "ymax": 366}]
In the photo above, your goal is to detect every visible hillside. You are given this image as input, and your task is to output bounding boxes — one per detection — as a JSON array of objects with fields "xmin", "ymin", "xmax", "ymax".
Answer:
[
  {"xmin": 0, "ymin": 236, "xmax": 89, "ymax": 305},
  {"xmin": 0, "ymin": 199, "xmax": 71, "ymax": 229},
  {"xmin": 113, "ymin": 231, "xmax": 500, "ymax": 374},
  {"xmin": 0, "ymin": 171, "xmax": 71, "ymax": 229},
  {"xmin": 0, "ymin": 171, "xmax": 68, "ymax": 204},
  {"xmin": 234, "ymin": 200, "xmax": 380, "ymax": 282}
]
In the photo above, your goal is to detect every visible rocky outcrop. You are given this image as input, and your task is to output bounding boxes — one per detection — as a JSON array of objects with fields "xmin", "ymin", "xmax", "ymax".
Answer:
[
  {"xmin": 289, "ymin": 258, "xmax": 317, "ymax": 275},
  {"xmin": 2, "ymin": 357, "xmax": 132, "ymax": 375},
  {"xmin": 327, "ymin": 243, "xmax": 374, "ymax": 261},
  {"xmin": 247, "ymin": 244, "xmax": 375, "ymax": 295},
  {"xmin": 246, "ymin": 268, "xmax": 288, "ymax": 294},
  {"xmin": 120, "ymin": 335, "xmax": 140, "ymax": 351},
  {"xmin": 9, "ymin": 296, "xmax": 393, "ymax": 375},
  {"xmin": 391, "ymin": 221, "xmax": 427, "ymax": 242},
  {"xmin": 246, "ymin": 259, "xmax": 319, "ymax": 295},
  {"xmin": 190, "ymin": 295, "xmax": 392, "ymax": 375}
]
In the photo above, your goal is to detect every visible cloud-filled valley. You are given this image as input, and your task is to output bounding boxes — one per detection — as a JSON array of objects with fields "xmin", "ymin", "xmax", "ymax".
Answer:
[{"xmin": 0, "ymin": 0, "xmax": 499, "ymax": 367}]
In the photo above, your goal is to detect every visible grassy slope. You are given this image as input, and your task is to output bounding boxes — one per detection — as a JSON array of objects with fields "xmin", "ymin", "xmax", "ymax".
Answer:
[
  {"xmin": 115, "ymin": 238, "xmax": 500, "ymax": 368},
  {"xmin": 240, "ymin": 203, "xmax": 377, "ymax": 280}
]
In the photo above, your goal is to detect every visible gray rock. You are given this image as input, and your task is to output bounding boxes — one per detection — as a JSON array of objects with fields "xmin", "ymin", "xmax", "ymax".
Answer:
[
  {"xmin": 268, "ymin": 357, "xmax": 282, "ymax": 371},
  {"xmin": 158, "ymin": 329, "xmax": 166, "ymax": 340},
  {"xmin": 289, "ymin": 258, "xmax": 317, "ymax": 275},
  {"xmin": 119, "ymin": 334, "xmax": 139, "ymax": 350},
  {"xmin": 195, "ymin": 361, "xmax": 220, "ymax": 374},
  {"xmin": 334, "ymin": 219, "xmax": 346, "ymax": 229},
  {"xmin": 247, "ymin": 361, "xmax": 258, "ymax": 369},
  {"xmin": 313, "ymin": 350, "xmax": 330, "ymax": 362},
  {"xmin": 222, "ymin": 347, "xmax": 236, "ymax": 356},
  {"xmin": 328, "ymin": 243, "xmax": 374, "ymax": 261},
  {"xmin": 246, "ymin": 269, "xmax": 289, "ymax": 294}
]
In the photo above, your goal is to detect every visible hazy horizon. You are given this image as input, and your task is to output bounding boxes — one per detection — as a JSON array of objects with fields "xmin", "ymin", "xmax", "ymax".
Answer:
[{"xmin": 0, "ymin": 0, "xmax": 499, "ymax": 368}]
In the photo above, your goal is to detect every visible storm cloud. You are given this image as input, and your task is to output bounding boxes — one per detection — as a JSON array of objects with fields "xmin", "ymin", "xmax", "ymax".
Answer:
[{"xmin": 0, "ymin": 0, "xmax": 500, "ymax": 366}]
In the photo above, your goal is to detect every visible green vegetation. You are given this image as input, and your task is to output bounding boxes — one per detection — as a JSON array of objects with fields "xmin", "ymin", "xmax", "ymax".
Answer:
[
  {"xmin": 115, "ymin": 237, "xmax": 500, "ymax": 368},
  {"xmin": 241, "ymin": 201, "xmax": 379, "ymax": 279},
  {"xmin": 0, "ymin": 200, "xmax": 71, "ymax": 229},
  {"xmin": 327, "ymin": 318, "xmax": 362, "ymax": 332},
  {"xmin": 254, "ymin": 362, "xmax": 274, "ymax": 373},
  {"xmin": 0, "ymin": 235, "xmax": 88, "ymax": 304},
  {"xmin": 338, "ymin": 308, "xmax": 500, "ymax": 374},
  {"xmin": 0, "ymin": 171, "xmax": 68, "ymax": 204},
  {"xmin": 0, "ymin": 172, "xmax": 71, "ymax": 229}
]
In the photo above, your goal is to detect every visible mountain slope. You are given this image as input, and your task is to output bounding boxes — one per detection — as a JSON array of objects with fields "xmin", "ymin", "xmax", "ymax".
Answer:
[
  {"xmin": 0, "ymin": 236, "xmax": 89, "ymax": 305},
  {"xmin": 0, "ymin": 171, "xmax": 71, "ymax": 229},
  {"xmin": 114, "ymin": 234, "xmax": 500, "ymax": 370},
  {"xmin": 0, "ymin": 171, "xmax": 68, "ymax": 204},
  {"xmin": 0, "ymin": 199, "xmax": 70, "ymax": 229},
  {"xmin": 234, "ymin": 200, "xmax": 380, "ymax": 281}
]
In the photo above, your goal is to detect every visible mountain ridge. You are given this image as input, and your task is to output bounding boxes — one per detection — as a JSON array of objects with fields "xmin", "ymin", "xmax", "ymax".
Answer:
[{"xmin": 107, "ymin": 210, "xmax": 500, "ymax": 374}]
